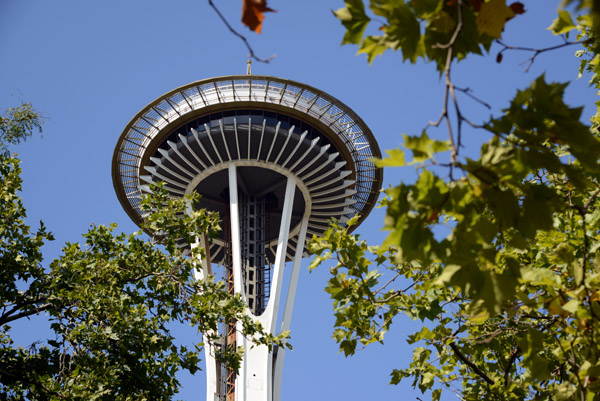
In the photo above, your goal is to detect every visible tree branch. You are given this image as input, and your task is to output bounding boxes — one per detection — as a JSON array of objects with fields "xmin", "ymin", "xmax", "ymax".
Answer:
[
  {"xmin": 449, "ymin": 342, "xmax": 495, "ymax": 386},
  {"xmin": 373, "ymin": 272, "xmax": 401, "ymax": 295},
  {"xmin": 0, "ymin": 296, "xmax": 49, "ymax": 326},
  {"xmin": 0, "ymin": 303, "xmax": 55, "ymax": 325},
  {"xmin": 503, "ymin": 347, "xmax": 520, "ymax": 386},
  {"xmin": 495, "ymin": 38, "xmax": 588, "ymax": 72},
  {"xmin": 427, "ymin": 0, "xmax": 473, "ymax": 180},
  {"xmin": 208, "ymin": 0, "xmax": 274, "ymax": 64},
  {"xmin": 583, "ymin": 187, "xmax": 600, "ymax": 212},
  {"xmin": 453, "ymin": 86, "xmax": 492, "ymax": 110},
  {"xmin": 371, "ymin": 290, "xmax": 403, "ymax": 304}
]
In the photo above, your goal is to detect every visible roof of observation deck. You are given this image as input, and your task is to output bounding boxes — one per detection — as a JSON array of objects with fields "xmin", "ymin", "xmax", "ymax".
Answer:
[{"xmin": 112, "ymin": 75, "xmax": 383, "ymax": 231}]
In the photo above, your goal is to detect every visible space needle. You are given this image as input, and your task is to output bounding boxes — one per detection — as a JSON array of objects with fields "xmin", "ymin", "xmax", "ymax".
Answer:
[{"xmin": 112, "ymin": 68, "xmax": 382, "ymax": 401}]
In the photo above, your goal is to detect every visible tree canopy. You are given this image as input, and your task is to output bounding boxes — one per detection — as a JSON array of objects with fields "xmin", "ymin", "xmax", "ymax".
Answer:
[
  {"xmin": 0, "ymin": 104, "xmax": 286, "ymax": 399},
  {"xmin": 309, "ymin": 1, "xmax": 600, "ymax": 400}
]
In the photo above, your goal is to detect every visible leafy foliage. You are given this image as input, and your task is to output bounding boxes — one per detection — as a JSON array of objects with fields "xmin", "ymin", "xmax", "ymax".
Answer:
[
  {"xmin": 0, "ymin": 106, "xmax": 286, "ymax": 399},
  {"xmin": 332, "ymin": 0, "xmax": 516, "ymax": 68},
  {"xmin": 309, "ymin": 1, "xmax": 600, "ymax": 400},
  {"xmin": 0, "ymin": 104, "xmax": 43, "ymax": 146}
]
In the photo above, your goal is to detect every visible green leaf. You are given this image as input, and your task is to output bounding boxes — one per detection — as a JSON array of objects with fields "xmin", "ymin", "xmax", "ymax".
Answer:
[
  {"xmin": 357, "ymin": 35, "xmax": 389, "ymax": 64},
  {"xmin": 370, "ymin": 2, "xmax": 424, "ymax": 62},
  {"xmin": 332, "ymin": 328, "xmax": 347, "ymax": 342},
  {"xmin": 434, "ymin": 264, "xmax": 462, "ymax": 286},
  {"xmin": 403, "ymin": 131, "xmax": 451, "ymax": 163},
  {"xmin": 548, "ymin": 10, "xmax": 576, "ymax": 35},
  {"xmin": 308, "ymin": 252, "xmax": 331, "ymax": 271},
  {"xmin": 427, "ymin": 10, "xmax": 455, "ymax": 33},
  {"xmin": 340, "ymin": 339, "xmax": 357, "ymax": 356},
  {"xmin": 561, "ymin": 299, "xmax": 579, "ymax": 314},
  {"xmin": 552, "ymin": 382, "xmax": 577, "ymax": 400},
  {"xmin": 389, "ymin": 368, "xmax": 407, "ymax": 385},
  {"xmin": 333, "ymin": 0, "xmax": 371, "ymax": 45},
  {"xmin": 414, "ymin": 169, "xmax": 448, "ymax": 207},
  {"xmin": 573, "ymin": 261, "xmax": 583, "ymax": 285},
  {"xmin": 476, "ymin": 0, "xmax": 515, "ymax": 39},
  {"xmin": 520, "ymin": 267, "xmax": 561, "ymax": 288},
  {"xmin": 408, "ymin": 0, "xmax": 444, "ymax": 19},
  {"xmin": 529, "ymin": 354, "xmax": 552, "ymax": 381},
  {"xmin": 371, "ymin": 148, "xmax": 406, "ymax": 167}
]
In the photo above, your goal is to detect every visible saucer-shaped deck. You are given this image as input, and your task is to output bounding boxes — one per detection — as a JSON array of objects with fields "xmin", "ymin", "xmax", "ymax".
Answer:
[{"xmin": 112, "ymin": 76, "xmax": 382, "ymax": 263}]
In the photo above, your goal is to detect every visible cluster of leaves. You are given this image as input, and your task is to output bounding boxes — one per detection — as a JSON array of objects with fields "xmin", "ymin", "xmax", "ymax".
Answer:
[
  {"xmin": 0, "ymin": 103, "xmax": 43, "ymax": 146},
  {"xmin": 334, "ymin": 0, "xmax": 525, "ymax": 66},
  {"xmin": 0, "ymin": 106, "xmax": 287, "ymax": 399},
  {"xmin": 312, "ymin": 76, "xmax": 600, "ymax": 399},
  {"xmin": 568, "ymin": 6, "xmax": 600, "ymax": 130},
  {"xmin": 308, "ymin": 1, "xmax": 600, "ymax": 400}
]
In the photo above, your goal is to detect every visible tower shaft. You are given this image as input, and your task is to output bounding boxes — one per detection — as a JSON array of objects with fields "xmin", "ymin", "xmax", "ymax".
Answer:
[{"xmin": 200, "ymin": 165, "xmax": 306, "ymax": 401}]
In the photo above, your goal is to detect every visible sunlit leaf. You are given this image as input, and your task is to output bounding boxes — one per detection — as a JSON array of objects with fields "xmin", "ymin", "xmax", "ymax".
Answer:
[
  {"xmin": 476, "ymin": 0, "xmax": 514, "ymax": 38},
  {"xmin": 548, "ymin": 10, "xmax": 576, "ymax": 35},
  {"xmin": 333, "ymin": 0, "xmax": 370, "ymax": 44}
]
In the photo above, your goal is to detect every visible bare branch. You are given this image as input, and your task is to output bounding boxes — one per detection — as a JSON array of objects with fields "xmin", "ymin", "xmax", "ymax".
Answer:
[
  {"xmin": 0, "ymin": 295, "xmax": 49, "ymax": 326},
  {"xmin": 495, "ymin": 38, "xmax": 588, "ymax": 72},
  {"xmin": 208, "ymin": 0, "xmax": 274, "ymax": 64},
  {"xmin": 373, "ymin": 272, "xmax": 402, "ymax": 295},
  {"xmin": 426, "ymin": 0, "xmax": 471, "ymax": 179},
  {"xmin": 453, "ymin": 86, "xmax": 492, "ymax": 110},
  {"xmin": 0, "ymin": 303, "xmax": 55, "ymax": 325}
]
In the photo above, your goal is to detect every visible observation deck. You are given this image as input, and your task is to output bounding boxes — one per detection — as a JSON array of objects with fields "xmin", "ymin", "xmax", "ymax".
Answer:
[{"xmin": 112, "ymin": 75, "xmax": 383, "ymax": 262}]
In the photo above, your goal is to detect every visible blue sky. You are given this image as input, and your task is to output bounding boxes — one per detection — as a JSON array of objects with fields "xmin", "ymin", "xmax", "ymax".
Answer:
[{"xmin": 1, "ymin": 1, "xmax": 597, "ymax": 400}]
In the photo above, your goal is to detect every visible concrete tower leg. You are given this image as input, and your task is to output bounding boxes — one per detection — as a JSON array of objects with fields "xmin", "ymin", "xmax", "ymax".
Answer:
[
  {"xmin": 191, "ymin": 231, "xmax": 219, "ymax": 401},
  {"xmin": 272, "ymin": 215, "xmax": 309, "ymax": 401},
  {"xmin": 229, "ymin": 171, "xmax": 297, "ymax": 401}
]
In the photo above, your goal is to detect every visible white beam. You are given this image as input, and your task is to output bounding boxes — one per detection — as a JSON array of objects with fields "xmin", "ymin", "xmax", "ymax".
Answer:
[
  {"xmin": 272, "ymin": 214, "xmax": 309, "ymax": 401},
  {"xmin": 228, "ymin": 164, "xmax": 246, "ymax": 401},
  {"xmin": 189, "ymin": 205, "xmax": 218, "ymax": 401},
  {"xmin": 263, "ymin": 176, "xmax": 296, "ymax": 333}
]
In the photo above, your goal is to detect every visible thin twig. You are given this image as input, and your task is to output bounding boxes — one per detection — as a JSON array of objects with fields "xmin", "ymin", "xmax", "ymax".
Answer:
[
  {"xmin": 371, "ymin": 290, "xmax": 403, "ymax": 304},
  {"xmin": 496, "ymin": 39, "xmax": 587, "ymax": 72},
  {"xmin": 426, "ymin": 0, "xmax": 466, "ymax": 179},
  {"xmin": 373, "ymin": 272, "xmax": 402, "ymax": 295},
  {"xmin": 453, "ymin": 86, "xmax": 492, "ymax": 109},
  {"xmin": 208, "ymin": 0, "xmax": 274, "ymax": 64}
]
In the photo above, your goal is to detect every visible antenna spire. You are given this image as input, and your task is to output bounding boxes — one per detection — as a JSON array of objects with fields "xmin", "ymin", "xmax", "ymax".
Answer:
[{"xmin": 247, "ymin": 59, "xmax": 252, "ymax": 75}]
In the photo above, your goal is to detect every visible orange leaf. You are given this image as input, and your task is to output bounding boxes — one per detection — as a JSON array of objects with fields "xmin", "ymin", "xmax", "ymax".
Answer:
[{"xmin": 242, "ymin": 0, "xmax": 276, "ymax": 34}]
